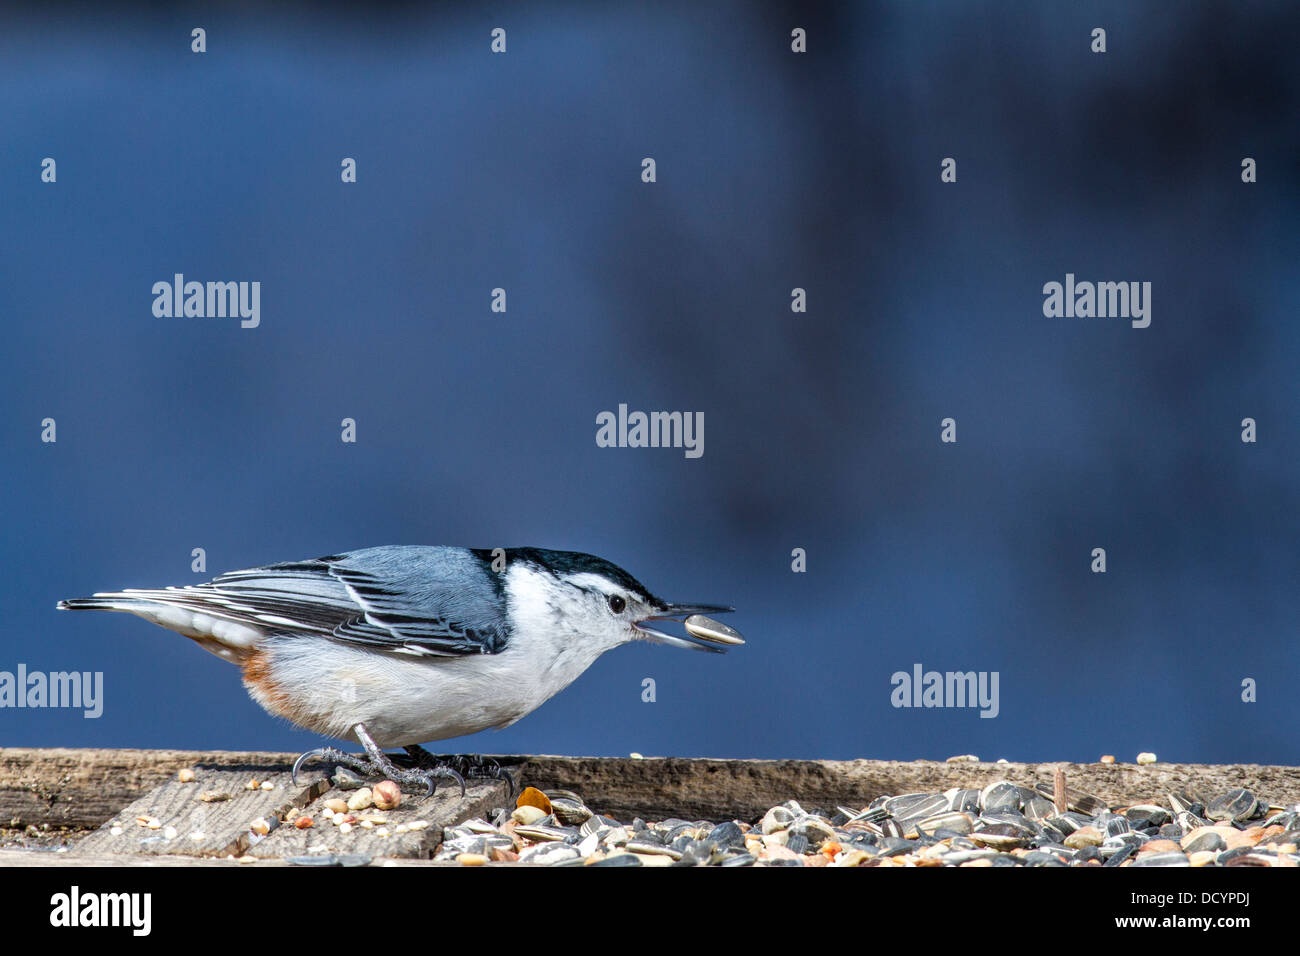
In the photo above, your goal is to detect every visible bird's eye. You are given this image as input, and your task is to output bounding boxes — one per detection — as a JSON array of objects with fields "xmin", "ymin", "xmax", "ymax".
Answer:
[{"xmin": 607, "ymin": 594, "xmax": 626, "ymax": 614}]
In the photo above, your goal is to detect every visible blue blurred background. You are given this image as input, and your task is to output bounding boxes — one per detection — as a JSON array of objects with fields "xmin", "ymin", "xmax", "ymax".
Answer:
[{"xmin": 3, "ymin": 2, "xmax": 1298, "ymax": 765}]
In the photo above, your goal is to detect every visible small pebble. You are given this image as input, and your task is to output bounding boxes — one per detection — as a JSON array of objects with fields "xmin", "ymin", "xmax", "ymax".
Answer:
[{"xmin": 331, "ymin": 767, "xmax": 366, "ymax": 790}]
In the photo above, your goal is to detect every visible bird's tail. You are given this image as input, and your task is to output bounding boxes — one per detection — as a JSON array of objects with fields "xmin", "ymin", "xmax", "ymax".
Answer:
[
  {"xmin": 58, "ymin": 595, "xmax": 155, "ymax": 612},
  {"xmin": 57, "ymin": 590, "xmax": 260, "ymax": 663}
]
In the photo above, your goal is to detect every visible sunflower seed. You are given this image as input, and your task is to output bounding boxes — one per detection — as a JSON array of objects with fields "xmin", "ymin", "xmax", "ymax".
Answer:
[{"xmin": 683, "ymin": 615, "xmax": 745, "ymax": 645}]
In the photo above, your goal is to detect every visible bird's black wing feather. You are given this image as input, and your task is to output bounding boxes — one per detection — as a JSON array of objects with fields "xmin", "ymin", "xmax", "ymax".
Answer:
[{"xmin": 197, "ymin": 546, "xmax": 510, "ymax": 656}]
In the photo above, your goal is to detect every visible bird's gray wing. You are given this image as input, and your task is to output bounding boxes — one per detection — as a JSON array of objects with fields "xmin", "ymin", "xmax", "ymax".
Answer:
[{"xmin": 192, "ymin": 546, "xmax": 510, "ymax": 657}]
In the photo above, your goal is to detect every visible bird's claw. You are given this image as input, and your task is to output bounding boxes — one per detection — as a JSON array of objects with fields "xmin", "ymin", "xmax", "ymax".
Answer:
[
  {"xmin": 291, "ymin": 747, "xmax": 329, "ymax": 786},
  {"xmin": 290, "ymin": 745, "xmax": 455, "ymax": 800},
  {"xmin": 292, "ymin": 746, "xmax": 374, "ymax": 786},
  {"xmin": 402, "ymin": 747, "xmax": 506, "ymax": 797}
]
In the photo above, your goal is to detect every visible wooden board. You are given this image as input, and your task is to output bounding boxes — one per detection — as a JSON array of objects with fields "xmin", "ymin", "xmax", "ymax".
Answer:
[
  {"xmin": 5, "ymin": 748, "xmax": 1300, "ymax": 849},
  {"xmin": 75, "ymin": 757, "xmax": 329, "ymax": 857},
  {"xmin": 69, "ymin": 755, "xmax": 515, "ymax": 860}
]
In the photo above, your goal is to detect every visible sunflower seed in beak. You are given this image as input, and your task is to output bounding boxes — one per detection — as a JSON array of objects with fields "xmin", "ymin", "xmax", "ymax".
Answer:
[{"xmin": 684, "ymin": 614, "xmax": 745, "ymax": 646}]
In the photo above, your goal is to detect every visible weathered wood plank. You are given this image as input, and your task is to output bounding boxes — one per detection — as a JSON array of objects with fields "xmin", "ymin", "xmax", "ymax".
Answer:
[
  {"xmin": 5, "ymin": 748, "xmax": 1300, "ymax": 835},
  {"xmin": 75, "ymin": 758, "xmax": 328, "ymax": 857},
  {"xmin": 0, "ymin": 849, "xmax": 506, "ymax": 867},
  {"xmin": 495, "ymin": 756, "xmax": 1300, "ymax": 822},
  {"xmin": 68, "ymin": 757, "xmax": 516, "ymax": 860},
  {"xmin": 249, "ymin": 774, "xmax": 512, "ymax": 860},
  {"xmin": 0, "ymin": 849, "xmax": 293, "ymax": 867},
  {"xmin": 0, "ymin": 748, "xmax": 287, "ymax": 830}
]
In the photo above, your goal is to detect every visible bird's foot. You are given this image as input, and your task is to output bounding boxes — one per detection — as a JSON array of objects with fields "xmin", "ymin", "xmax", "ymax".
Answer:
[
  {"xmin": 402, "ymin": 745, "xmax": 516, "ymax": 797},
  {"xmin": 290, "ymin": 724, "xmax": 466, "ymax": 799}
]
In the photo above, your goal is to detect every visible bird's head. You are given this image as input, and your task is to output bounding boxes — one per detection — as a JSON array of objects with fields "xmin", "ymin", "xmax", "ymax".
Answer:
[{"xmin": 503, "ymin": 548, "xmax": 740, "ymax": 653}]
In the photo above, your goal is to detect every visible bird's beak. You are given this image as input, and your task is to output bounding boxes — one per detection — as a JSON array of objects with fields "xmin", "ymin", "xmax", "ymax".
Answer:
[
  {"xmin": 632, "ymin": 602, "xmax": 742, "ymax": 653},
  {"xmin": 660, "ymin": 602, "xmax": 735, "ymax": 617}
]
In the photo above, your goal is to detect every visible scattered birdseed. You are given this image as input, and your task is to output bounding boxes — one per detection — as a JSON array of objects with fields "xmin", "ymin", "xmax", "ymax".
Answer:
[
  {"xmin": 428, "ymin": 783, "xmax": 1300, "ymax": 867},
  {"xmin": 1137, "ymin": 752, "xmax": 1158, "ymax": 765},
  {"xmin": 177, "ymin": 768, "xmax": 196, "ymax": 783}
]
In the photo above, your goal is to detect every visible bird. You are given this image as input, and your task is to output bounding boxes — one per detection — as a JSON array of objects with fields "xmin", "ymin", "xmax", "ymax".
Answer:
[{"xmin": 58, "ymin": 545, "xmax": 742, "ymax": 794}]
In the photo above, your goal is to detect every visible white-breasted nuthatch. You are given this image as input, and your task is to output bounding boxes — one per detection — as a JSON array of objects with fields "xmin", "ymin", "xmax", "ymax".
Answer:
[{"xmin": 58, "ymin": 546, "xmax": 742, "ymax": 793}]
